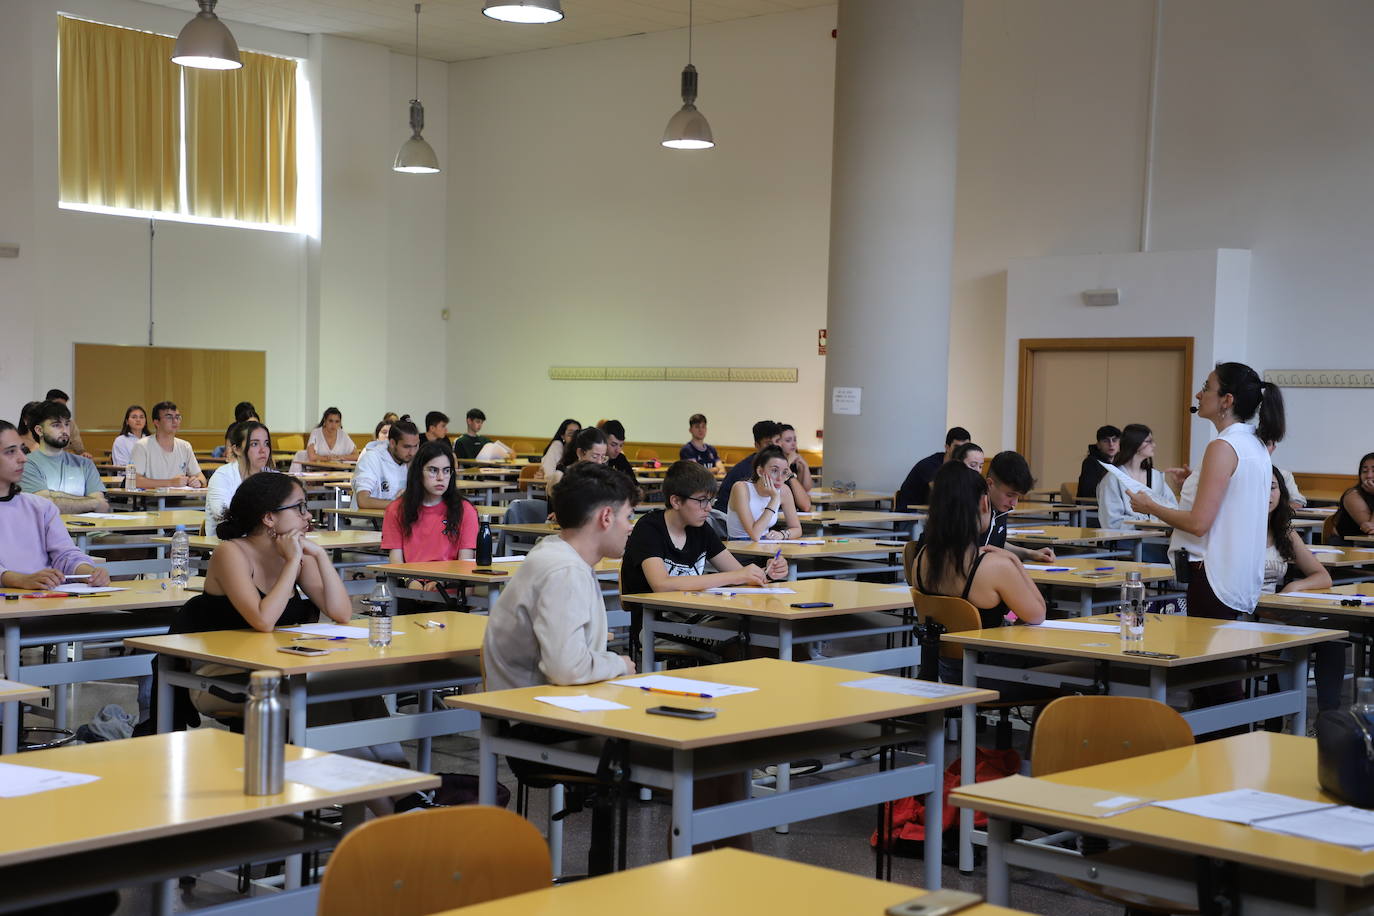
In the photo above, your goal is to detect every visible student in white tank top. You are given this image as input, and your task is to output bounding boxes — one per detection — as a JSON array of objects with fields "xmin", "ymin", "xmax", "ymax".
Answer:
[{"xmin": 726, "ymin": 447, "xmax": 801, "ymax": 540}]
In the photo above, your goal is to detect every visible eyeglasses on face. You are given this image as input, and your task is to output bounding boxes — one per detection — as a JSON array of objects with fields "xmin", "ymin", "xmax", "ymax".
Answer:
[
  {"xmin": 273, "ymin": 500, "xmax": 310, "ymax": 516},
  {"xmin": 424, "ymin": 465, "xmax": 454, "ymax": 478},
  {"xmin": 684, "ymin": 495, "xmax": 713, "ymax": 507}
]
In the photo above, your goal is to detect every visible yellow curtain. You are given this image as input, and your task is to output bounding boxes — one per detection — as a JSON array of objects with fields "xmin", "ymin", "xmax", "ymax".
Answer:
[
  {"xmin": 184, "ymin": 51, "xmax": 297, "ymax": 226},
  {"xmin": 58, "ymin": 16, "xmax": 179, "ymax": 211}
]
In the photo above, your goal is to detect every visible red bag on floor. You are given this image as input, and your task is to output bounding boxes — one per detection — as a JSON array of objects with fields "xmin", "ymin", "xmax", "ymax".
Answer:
[{"xmin": 871, "ymin": 746, "xmax": 1020, "ymax": 847}]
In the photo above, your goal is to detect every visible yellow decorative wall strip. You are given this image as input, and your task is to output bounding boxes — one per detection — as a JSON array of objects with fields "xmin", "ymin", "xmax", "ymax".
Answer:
[
  {"xmin": 550, "ymin": 366, "xmax": 797, "ymax": 383},
  {"xmin": 1264, "ymin": 370, "xmax": 1374, "ymax": 388}
]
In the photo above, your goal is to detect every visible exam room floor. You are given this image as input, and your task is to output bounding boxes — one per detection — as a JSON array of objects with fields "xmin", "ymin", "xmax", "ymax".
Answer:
[{"xmin": 36, "ymin": 673, "xmax": 1150, "ymax": 915}]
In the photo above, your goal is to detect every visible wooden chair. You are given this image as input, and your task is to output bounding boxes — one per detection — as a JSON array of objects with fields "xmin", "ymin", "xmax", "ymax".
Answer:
[
  {"xmin": 1322, "ymin": 511, "xmax": 1339, "ymax": 545},
  {"xmin": 518, "ymin": 463, "xmax": 542, "ymax": 495},
  {"xmin": 276, "ymin": 433, "xmax": 306, "ymax": 452},
  {"xmin": 1058, "ymin": 480, "xmax": 1077, "ymax": 503},
  {"xmin": 316, "ymin": 806, "xmax": 551, "ymax": 916},
  {"xmin": 635, "ymin": 447, "xmax": 659, "ymax": 461}
]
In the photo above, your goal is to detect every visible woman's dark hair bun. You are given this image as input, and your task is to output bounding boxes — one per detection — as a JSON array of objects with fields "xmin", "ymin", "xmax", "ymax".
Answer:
[{"xmin": 216, "ymin": 472, "xmax": 301, "ymax": 541}]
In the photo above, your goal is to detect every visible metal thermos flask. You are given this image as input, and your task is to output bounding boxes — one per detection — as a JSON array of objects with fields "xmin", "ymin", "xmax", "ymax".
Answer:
[{"xmin": 244, "ymin": 669, "xmax": 285, "ymax": 795}]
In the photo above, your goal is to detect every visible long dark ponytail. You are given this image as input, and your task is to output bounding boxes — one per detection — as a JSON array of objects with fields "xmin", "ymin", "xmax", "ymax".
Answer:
[
  {"xmin": 922, "ymin": 462, "xmax": 989, "ymax": 590},
  {"xmin": 1215, "ymin": 362, "xmax": 1285, "ymax": 444}
]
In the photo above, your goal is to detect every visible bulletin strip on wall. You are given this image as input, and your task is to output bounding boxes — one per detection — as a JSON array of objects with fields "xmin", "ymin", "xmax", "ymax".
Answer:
[
  {"xmin": 74, "ymin": 343, "xmax": 266, "ymax": 433},
  {"xmin": 549, "ymin": 367, "xmax": 798, "ymax": 383},
  {"xmin": 1264, "ymin": 370, "xmax": 1374, "ymax": 388}
]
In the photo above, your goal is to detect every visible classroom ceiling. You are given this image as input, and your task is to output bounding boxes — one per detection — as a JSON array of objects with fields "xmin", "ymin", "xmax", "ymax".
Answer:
[{"xmin": 142, "ymin": 0, "xmax": 833, "ymax": 62}]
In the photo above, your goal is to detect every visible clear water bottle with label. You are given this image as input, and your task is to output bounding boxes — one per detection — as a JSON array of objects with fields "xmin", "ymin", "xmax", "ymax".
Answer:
[
  {"xmin": 125, "ymin": 464, "xmax": 138, "ymax": 491},
  {"xmin": 1119, "ymin": 570, "xmax": 1146, "ymax": 645},
  {"xmin": 170, "ymin": 525, "xmax": 190, "ymax": 587},
  {"xmin": 366, "ymin": 579, "xmax": 393, "ymax": 648}
]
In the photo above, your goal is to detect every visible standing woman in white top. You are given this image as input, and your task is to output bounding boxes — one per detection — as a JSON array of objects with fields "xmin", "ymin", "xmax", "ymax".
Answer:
[
  {"xmin": 727, "ymin": 446, "xmax": 802, "ymax": 540},
  {"xmin": 539, "ymin": 418, "xmax": 581, "ymax": 479},
  {"xmin": 206, "ymin": 422, "xmax": 272, "ymax": 537},
  {"xmin": 1096, "ymin": 423, "xmax": 1179, "ymax": 561},
  {"xmin": 110, "ymin": 405, "xmax": 148, "ymax": 467}
]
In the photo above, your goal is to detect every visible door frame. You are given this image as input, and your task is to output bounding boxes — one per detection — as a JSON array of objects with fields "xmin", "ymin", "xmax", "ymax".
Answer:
[{"xmin": 1016, "ymin": 337, "xmax": 1195, "ymax": 469}]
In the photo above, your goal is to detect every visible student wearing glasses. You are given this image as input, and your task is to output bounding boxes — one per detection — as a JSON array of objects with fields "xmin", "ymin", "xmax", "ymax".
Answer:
[
  {"xmin": 205, "ymin": 422, "xmax": 273, "ymax": 537},
  {"xmin": 131, "ymin": 401, "xmax": 205, "ymax": 488},
  {"xmin": 726, "ymin": 446, "xmax": 802, "ymax": 541},
  {"xmin": 545, "ymin": 426, "xmax": 608, "ymax": 494},
  {"xmin": 382, "ymin": 439, "xmax": 478, "ymax": 574}
]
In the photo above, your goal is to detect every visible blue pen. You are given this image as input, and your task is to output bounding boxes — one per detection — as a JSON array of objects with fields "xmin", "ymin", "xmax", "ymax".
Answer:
[{"xmin": 1093, "ymin": 567, "xmax": 1114, "ymax": 571}]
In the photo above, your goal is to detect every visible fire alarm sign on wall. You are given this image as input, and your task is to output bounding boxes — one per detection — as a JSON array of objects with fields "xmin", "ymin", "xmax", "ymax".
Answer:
[{"xmin": 818, "ymin": 329, "xmax": 827, "ymax": 356}]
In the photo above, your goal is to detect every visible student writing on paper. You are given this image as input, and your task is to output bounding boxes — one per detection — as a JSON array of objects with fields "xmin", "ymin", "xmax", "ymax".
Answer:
[
  {"xmin": 726, "ymin": 447, "xmax": 802, "ymax": 541},
  {"xmin": 1096, "ymin": 423, "xmax": 1179, "ymax": 561},
  {"xmin": 205, "ymin": 421, "xmax": 273, "ymax": 537},
  {"xmin": 546, "ymin": 426, "xmax": 608, "ymax": 500},
  {"xmin": 0, "ymin": 421, "xmax": 110, "ymax": 589},
  {"xmin": 539, "ymin": 418, "xmax": 582, "ymax": 480},
  {"xmin": 984, "ymin": 451, "xmax": 1056, "ymax": 564},
  {"xmin": 382, "ymin": 440, "xmax": 477, "ymax": 604}
]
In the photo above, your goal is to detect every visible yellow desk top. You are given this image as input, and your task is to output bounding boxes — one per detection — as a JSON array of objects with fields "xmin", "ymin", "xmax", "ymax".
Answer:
[
  {"xmin": 798, "ymin": 509, "xmax": 924, "ymax": 525},
  {"xmin": 448, "ymin": 657, "xmax": 995, "ymax": 751},
  {"xmin": 0, "ymin": 679, "xmax": 49, "ymax": 705},
  {"xmin": 1257, "ymin": 582, "xmax": 1374, "ymax": 617},
  {"xmin": 1294, "ymin": 505, "xmax": 1337, "ymax": 519},
  {"xmin": 65, "ymin": 510, "xmax": 206, "ymax": 533},
  {"xmin": 124, "ymin": 610, "xmax": 485, "ymax": 675},
  {"xmin": 950, "ymin": 732, "xmax": 1374, "ymax": 886},
  {"xmin": 325, "ymin": 504, "xmax": 507, "ymax": 521},
  {"xmin": 0, "ymin": 577, "xmax": 199, "ymax": 620},
  {"xmin": 1351, "ymin": 535, "xmax": 1374, "ymax": 547},
  {"xmin": 369, "ymin": 557, "xmax": 620, "ymax": 584},
  {"xmin": 909, "ymin": 501, "xmax": 1076, "ymax": 516},
  {"xmin": 434, "ymin": 848, "xmax": 1027, "ymax": 916},
  {"xmin": 806, "ymin": 489, "xmax": 893, "ymax": 506},
  {"xmin": 1307, "ymin": 545, "xmax": 1374, "ymax": 568},
  {"xmin": 152, "ymin": 530, "xmax": 384, "ymax": 551},
  {"xmin": 1022, "ymin": 558, "xmax": 1176, "ymax": 589},
  {"xmin": 942, "ymin": 613, "xmax": 1346, "ymax": 667},
  {"xmin": 104, "ymin": 488, "xmax": 207, "ymax": 500},
  {"xmin": 0, "ymin": 728, "xmax": 437, "ymax": 868},
  {"xmin": 300, "ymin": 459, "xmax": 355, "ymax": 471},
  {"xmin": 1128, "ymin": 517, "xmax": 1323, "ymax": 533},
  {"xmin": 725, "ymin": 537, "xmax": 903, "ymax": 560},
  {"xmin": 622, "ymin": 578, "xmax": 913, "ymax": 620},
  {"xmin": 293, "ymin": 471, "xmax": 353, "ymax": 484},
  {"xmin": 1006, "ymin": 525, "xmax": 1152, "ymax": 544}
]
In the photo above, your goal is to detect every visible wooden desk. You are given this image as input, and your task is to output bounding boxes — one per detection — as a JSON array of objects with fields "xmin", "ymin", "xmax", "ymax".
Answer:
[
  {"xmin": 1304, "ymin": 488, "xmax": 1348, "ymax": 506},
  {"xmin": 1352, "ymin": 535, "xmax": 1374, "ymax": 547},
  {"xmin": 1006, "ymin": 525, "xmax": 1154, "ymax": 560},
  {"xmin": 807, "ymin": 488, "xmax": 893, "ymax": 508},
  {"xmin": 725, "ymin": 537, "xmax": 905, "ymax": 580},
  {"xmin": 952, "ymin": 732, "xmax": 1374, "ymax": 913},
  {"xmin": 325, "ymin": 504, "xmax": 506, "ymax": 531},
  {"xmin": 129, "ymin": 611, "xmax": 485, "ymax": 769},
  {"xmin": 0, "ymin": 728, "xmax": 436, "ymax": 914},
  {"xmin": 0, "ymin": 577, "xmax": 198, "ymax": 752},
  {"xmin": 797, "ymin": 509, "xmax": 925, "ymax": 537},
  {"xmin": 103, "ymin": 487, "xmax": 207, "ymax": 511},
  {"xmin": 299, "ymin": 459, "xmax": 356, "ymax": 472},
  {"xmin": 368, "ymin": 557, "xmax": 622, "ymax": 607},
  {"xmin": 152, "ymin": 529, "xmax": 385, "ymax": 588},
  {"xmin": 1306, "ymin": 545, "xmax": 1374, "ymax": 583},
  {"xmin": 1257, "ymin": 582, "xmax": 1374, "ymax": 616},
  {"xmin": 0, "ymin": 678, "xmax": 49, "ymax": 755},
  {"xmin": 628, "ymin": 578, "xmax": 917, "ymax": 673},
  {"xmin": 450, "ymin": 657, "xmax": 995, "ymax": 886},
  {"xmin": 434, "ymin": 847, "xmax": 1029, "ymax": 916},
  {"xmin": 66, "ymin": 509, "xmax": 207, "ymax": 575},
  {"xmin": 944, "ymin": 612, "xmax": 1346, "ymax": 871},
  {"xmin": 911, "ymin": 501, "xmax": 1085, "ymax": 525},
  {"xmin": 1022, "ymin": 557, "xmax": 1177, "ymax": 617},
  {"xmin": 1129, "ymin": 515, "xmax": 1324, "ymax": 543}
]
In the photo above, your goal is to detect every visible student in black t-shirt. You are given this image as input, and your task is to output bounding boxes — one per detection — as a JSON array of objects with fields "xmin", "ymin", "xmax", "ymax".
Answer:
[
  {"xmin": 896, "ymin": 426, "xmax": 970, "ymax": 509},
  {"xmin": 598, "ymin": 419, "xmax": 637, "ymax": 479},
  {"xmin": 622, "ymin": 461, "xmax": 788, "ymax": 599}
]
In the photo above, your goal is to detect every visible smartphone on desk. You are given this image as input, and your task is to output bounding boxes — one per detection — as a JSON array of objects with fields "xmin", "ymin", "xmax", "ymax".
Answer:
[
  {"xmin": 886, "ymin": 889, "xmax": 984, "ymax": 916},
  {"xmin": 277, "ymin": 645, "xmax": 330, "ymax": 657},
  {"xmin": 1122, "ymin": 650, "xmax": 1180, "ymax": 659},
  {"xmin": 790, "ymin": 602, "xmax": 834, "ymax": 609},
  {"xmin": 647, "ymin": 706, "xmax": 717, "ymax": 720},
  {"xmin": 468, "ymin": 568, "xmax": 502, "ymax": 575}
]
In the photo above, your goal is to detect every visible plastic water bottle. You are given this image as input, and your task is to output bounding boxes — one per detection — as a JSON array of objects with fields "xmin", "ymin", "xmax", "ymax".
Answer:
[
  {"xmin": 476, "ymin": 518, "xmax": 493, "ymax": 566},
  {"xmin": 366, "ymin": 579, "xmax": 393, "ymax": 648},
  {"xmin": 170, "ymin": 525, "xmax": 190, "ymax": 587},
  {"xmin": 1355, "ymin": 677, "xmax": 1374, "ymax": 723},
  {"xmin": 244, "ymin": 669, "xmax": 285, "ymax": 795},
  {"xmin": 1119, "ymin": 570, "xmax": 1146, "ymax": 645},
  {"xmin": 125, "ymin": 464, "xmax": 138, "ymax": 491}
]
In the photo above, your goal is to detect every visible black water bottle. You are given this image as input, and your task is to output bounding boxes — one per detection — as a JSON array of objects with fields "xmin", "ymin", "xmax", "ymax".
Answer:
[{"xmin": 476, "ymin": 518, "xmax": 493, "ymax": 566}]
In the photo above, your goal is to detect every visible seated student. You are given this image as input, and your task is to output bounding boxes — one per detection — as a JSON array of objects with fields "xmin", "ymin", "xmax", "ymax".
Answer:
[
  {"xmin": 713, "ymin": 420, "xmax": 782, "ymax": 511},
  {"xmin": 15, "ymin": 401, "xmax": 41, "ymax": 454},
  {"xmin": 727, "ymin": 446, "xmax": 802, "ymax": 541},
  {"xmin": 424, "ymin": 411, "xmax": 450, "ymax": 443},
  {"xmin": 1096, "ymin": 423, "xmax": 1179, "ymax": 561},
  {"xmin": 44, "ymin": 389, "xmax": 91, "ymax": 458},
  {"xmin": 778, "ymin": 424, "xmax": 814, "ymax": 511},
  {"xmin": 540, "ymin": 418, "xmax": 582, "ymax": 480},
  {"xmin": 214, "ymin": 402, "xmax": 262, "ymax": 458},
  {"xmin": 1331, "ymin": 452, "xmax": 1374, "ymax": 542},
  {"xmin": 910, "ymin": 462, "xmax": 1046, "ymax": 684},
  {"xmin": 206, "ymin": 421, "xmax": 272, "ymax": 537},
  {"xmin": 896, "ymin": 426, "xmax": 970, "ymax": 509},
  {"xmin": 452, "ymin": 408, "xmax": 514, "ymax": 461},
  {"xmin": 598, "ymin": 419, "xmax": 636, "ymax": 479},
  {"xmin": 353, "ymin": 416, "xmax": 420, "ymax": 508},
  {"xmin": 111, "ymin": 404, "xmax": 149, "ymax": 467},
  {"xmin": 0, "ymin": 420, "xmax": 111, "ymax": 588},
  {"xmin": 679, "ymin": 413, "xmax": 720, "ymax": 468},
  {"xmin": 982, "ymin": 450, "xmax": 1056, "ymax": 563},
  {"xmin": 362, "ymin": 418, "xmax": 391, "ymax": 454},
  {"xmin": 132, "ymin": 401, "xmax": 206, "ymax": 489},
  {"xmin": 622, "ymin": 461, "xmax": 788, "ymax": 598},
  {"xmin": 1264, "ymin": 440, "xmax": 1306, "ymax": 509},
  {"xmin": 952, "ymin": 441, "xmax": 984, "ymax": 473},
  {"xmin": 1077, "ymin": 425, "xmax": 1121, "ymax": 498},
  {"xmin": 305, "ymin": 407, "xmax": 359, "ymax": 463},
  {"xmin": 20, "ymin": 400, "xmax": 108, "ymax": 514},
  {"xmin": 546, "ymin": 426, "xmax": 607, "ymax": 495},
  {"xmin": 382, "ymin": 439, "xmax": 478, "ymax": 575},
  {"xmin": 1261, "ymin": 467, "xmax": 1342, "ymax": 711}
]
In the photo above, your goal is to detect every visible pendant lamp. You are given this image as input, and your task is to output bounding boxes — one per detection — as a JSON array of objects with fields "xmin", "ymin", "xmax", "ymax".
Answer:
[
  {"xmin": 662, "ymin": 0, "xmax": 713, "ymax": 150},
  {"xmin": 171, "ymin": 0, "xmax": 242, "ymax": 70},
  {"xmin": 394, "ymin": 3, "xmax": 440, "ymax": 174},
  {"xmin": 482, "ymin": 0, "xmax": 563, "ymax": 24}
]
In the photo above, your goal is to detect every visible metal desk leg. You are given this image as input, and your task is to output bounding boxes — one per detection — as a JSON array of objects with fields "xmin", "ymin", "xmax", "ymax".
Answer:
[
  {"xmin": 1, "ymin": 621, "xmax": 19, "ymax": 755},
  {"xmin": 986, "ymin": 817, "xmax": 1011, "ymax": 905},
  {"xmin": 641, "ymin": 610, "xmax": 658, "ymax": 671},
  {"xmin": 786, "ymin": 561, "xmax": 797, "ymax": 581},
  {"xmin": 923, "ymin": 708, "xmax": 946, "ymax": 890},
  {"xmin": 670, "ymin": 748, "xmax": 695, "ymax": 857},
  {"xmin": 155, "ymin": 654, "xmax": 175, "ymax": 733},
  {"xmin": 1149, "ymin": 666, "xmax": 1167, "ymax": 703},
  {"xmin": 959, "ymin": 647, "xmax": 977, "ymax": 872},
  {"xmin": 288, "ymin": 675, "xmax": 308, "ymax": 745},
  {"xmin": 151, "ymin": 879, "xmax": 175, "ymax": 916},
  {"xmin": 417, "ymin": 689, "xmax": 433, "ymax": 772},
  {"xmin": 477, "ymin": 717, "xmax": 499, "ymax": 805},
  {"xmin": 1132, "ymin": 540, "xmax": 1143, "ymax": 561},
  {"xmin": 1080, "ymin": 588, "xmax": 1093, "ymax": 618},
  {"xmin": 1290, "ymin": 651, "xmax": 1310, "ymax": 736}
]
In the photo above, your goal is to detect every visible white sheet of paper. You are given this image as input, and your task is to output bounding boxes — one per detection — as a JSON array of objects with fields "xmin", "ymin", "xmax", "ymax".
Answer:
[
  {"xmin": 1152, "ymin": 789, "xmax": 1335, "ymax": 825},
  {"xmin": 0, "ymin": 761, "xmax": 100, "ymax": 797},
  {"xmin": 609, "ymin": 674, "xmax": 757, "ymax": 698},
  {"xmin": 753, "ymin": 539, "xmax": 826, "ymax": 545},
  {"xmin": 841, "ymin": 677, "xmax": 978, "ymax": 698},
  {"xmin": 73, "ymin": 512, "xmax": 129, "ymax": 520},
  {"xmin": 1023, "ymin": 564, "xmax": 1073, "ymax": 572},
  {"xmin": 280, "ymin": 623, "xmax": 372, "ymax": 639},
  {"xmin": 1033, "ymin": 620, "xmax": 1119, "ymax": 633},
  {"xmin": 491, "ymin": 556, "xmax": 527, "ymax": 563},
  {"xmin": 796, "ymin": 512, "xmax": 820, "ymax": 518},
  {"xmin": 881, "ymin": 586, "xmax": 912, "ymax": 593},
  {"xmin": 702, "ymin": 587, "xmax": 797, "ymax": 595},
  {"xmin": 49, "ymin": 584, "xmax": 126, "ymax": 595},
  {"xmin": 1218, "ymin": 621, "xmax": 1322, "ymax": 635},
  {"xmin": 1098, "ymin": 460, "xmax": 1150, "ymax": 495},
  {"xmin": 1307, "ymin": 547, "xmax": 1344, "ymax": 554},
  {"xmin": 534, "ymin": 695, "xmax": 630, "ymax": 713},
  {"xmin": 284, "ymin": 754, "xmax": 416, "ymax": 791},
  {"xmin": 1095, "ymin": 795, "xmax": 1145, "ymax": 810},
  {"xmin": 1281, "ymin": 591, "xmax": 1372, "ymax": 604},
  {"xmin": 1008, "ymin": 529, "xmax": 1046, "ymax": 534},
  {"xmin": 1255, "ymin": 806, "xmax": 1374, "ymax": 850}
]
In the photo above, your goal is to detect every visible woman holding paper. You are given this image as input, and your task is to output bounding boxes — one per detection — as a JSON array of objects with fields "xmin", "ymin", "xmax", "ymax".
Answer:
[{"xmin": 1096, "ymin": 424, "xmax": 1178, "ymax": 560}]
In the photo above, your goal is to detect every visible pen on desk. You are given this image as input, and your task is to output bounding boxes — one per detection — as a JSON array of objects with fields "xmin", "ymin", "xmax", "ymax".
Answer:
[
  {"xmin": 1093, "ymin": 567, "xmax": 1114, "ymax": 571},
  {"xmin": 21, "ymin": 593, "xmax": 67, "ymax": 599},
  {"xmin": 640, "ymin": 686, "xmax": 715, "ymax": 699},
  {"xmin": 293, "ymin": 635, "xmax": 348, "ymax": 642},
  {"xmin": 413, "ymin": 620, "xmax": 446, "ymax": 629},
  {"xmin": 64, "ymin": 574, "xmax": 92, "ymax": 580}
]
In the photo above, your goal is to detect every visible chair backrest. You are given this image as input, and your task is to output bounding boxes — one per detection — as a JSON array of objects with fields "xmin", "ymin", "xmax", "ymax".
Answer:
[
  {"xmin": 316, "ymin": 806, "xmax": 550, "ymax": 916},
  {"xmin": 505, "ymin": 499, "xmax": 548, "ymax": 525},
  {"xmin": 518, "ymin": 464, "xmax": 541, "ymax": 487},
  {"xmin": 707, "ymin": 508, "xmax": 729, "ymax": 540},
  {"xmin": 1322, "ymin": 511, "xmax": 1339, "ymax": 545},
  {"xmin": 277, "ymin": 433, "xmax": 305, "ymax": 452},
  {"xmin": 903, "ymin": 541, "xmax": 919, "ymax": 585},
  {"xmin": 1059, "ymin": 480, "xmax": 1076, "ymax": 503},
  {"xmin": 911, "ymin": 592, "xmax": 984, "ymax": 660},
  {"xmin": 1030, "ymin": 695, "xmax": 1194, "ymax": 777}
]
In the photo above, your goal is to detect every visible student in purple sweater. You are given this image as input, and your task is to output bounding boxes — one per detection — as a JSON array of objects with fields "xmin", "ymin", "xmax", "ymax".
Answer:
[{"xmin": 0, "ymin": 420, "xmax": 108, "ymax": 589}]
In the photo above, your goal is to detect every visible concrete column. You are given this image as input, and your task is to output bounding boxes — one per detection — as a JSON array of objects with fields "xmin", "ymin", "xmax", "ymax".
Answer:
[{"xmin": 822, "ymin": 0, "xmax": 962, "ymax": 493}]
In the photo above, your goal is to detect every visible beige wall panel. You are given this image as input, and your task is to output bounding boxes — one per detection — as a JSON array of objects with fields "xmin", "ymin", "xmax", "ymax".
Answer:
[
  {"xmin": 1105, "ymin": 350, "xmax": 1186, "ymax": 471},
  {"xmin": 1029, "ymin": 350, "xmax": 1108, "ymax": 491},
  {"xmin": 75, "ymin": 344, "xmax": 265, "ymax": 434}
]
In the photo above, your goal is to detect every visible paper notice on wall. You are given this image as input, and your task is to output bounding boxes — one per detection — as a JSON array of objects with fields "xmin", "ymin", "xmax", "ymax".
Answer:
[{"xmin": 831, "ymin": 387, "xmax": 862, "ymax": 416}]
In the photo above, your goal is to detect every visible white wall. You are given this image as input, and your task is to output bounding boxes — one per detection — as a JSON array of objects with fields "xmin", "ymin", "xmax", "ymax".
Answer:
[{"xmin": 445, "ymin": 6, "xmax": 836, "ymax": 449}]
